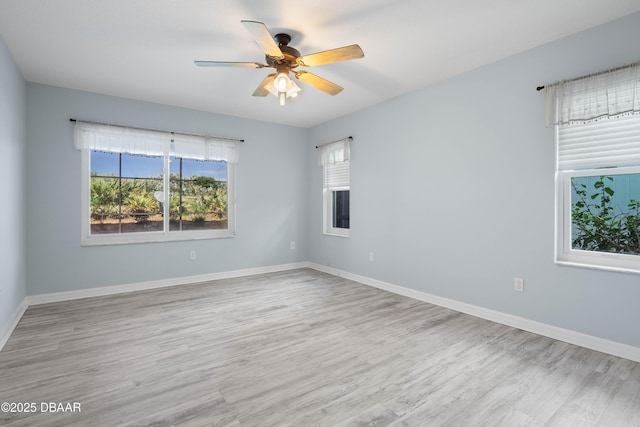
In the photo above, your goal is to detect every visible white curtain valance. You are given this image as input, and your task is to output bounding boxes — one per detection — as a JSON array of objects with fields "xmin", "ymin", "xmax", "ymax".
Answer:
[
  {"xmin": 318, "ymin": 137, "xmax": 351, "ymax": 166},
  {"xmin": 73, "ymin": 121, "xmax": 240, "ymax": 163},
  {"xmin": 171, "ymin": 133, "xmax": 239, "ymax": 163},
  {"xmin": 544, "ymin": 62, "xmax": 640, "ymax": 126}
]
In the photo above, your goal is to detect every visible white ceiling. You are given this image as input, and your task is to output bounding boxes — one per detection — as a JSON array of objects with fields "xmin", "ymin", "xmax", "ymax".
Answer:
[{"xmin": 2, "ymin": 1, "xmax": 640, "ymax": 128}]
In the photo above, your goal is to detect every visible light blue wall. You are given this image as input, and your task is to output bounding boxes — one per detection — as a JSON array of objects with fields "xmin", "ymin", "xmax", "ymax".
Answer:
[
  {"xmin": 308, "ymin": 12, "xmax": 640, "ymax": 348},
  {"xmin": 0, "ymin": 35, "xmax": 26, "ymax": 330},
  {"xmin": 10, "ymin": 11, "xmax": 640, "ymax": 350},
  {"xmin": 25, "ymin": 84, "xmax": 309, "ymax": 294}
]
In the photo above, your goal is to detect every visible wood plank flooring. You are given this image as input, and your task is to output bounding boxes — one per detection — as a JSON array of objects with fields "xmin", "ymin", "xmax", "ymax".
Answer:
[{"xmin": 1, "ymin": 268, "xmax": 639, "ymax": 426}]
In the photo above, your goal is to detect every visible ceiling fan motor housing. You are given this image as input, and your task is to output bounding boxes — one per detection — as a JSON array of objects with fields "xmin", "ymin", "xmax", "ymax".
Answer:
[{"xmin": 267, "ymin": 33, "xmax": 300, "ymax": 69}]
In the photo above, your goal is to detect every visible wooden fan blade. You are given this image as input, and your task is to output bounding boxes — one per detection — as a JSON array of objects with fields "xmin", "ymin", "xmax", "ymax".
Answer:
[
  {"xmin": 241, "ymin": 20, "xmax": 284, "ymax": 59},
  {"xmin": 295, "ymin": 71, "xmax": 343, "ymax": 96},
  {"xmin": 194, "ymin": 61, "xmax": 267, "ymax": 68},
  {"xmin": 297, "ymin": 44, "xmax": 364, "ymax": 67},
  {"xmin": 253, "ymin": 74, "xmax": 276, "ymax": 97}
]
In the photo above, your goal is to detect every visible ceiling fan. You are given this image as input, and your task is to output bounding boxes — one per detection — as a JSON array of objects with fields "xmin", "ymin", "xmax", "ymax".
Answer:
[{"xmin": 195, "ymin": 20, "xmax": 364, "ymax": 106}]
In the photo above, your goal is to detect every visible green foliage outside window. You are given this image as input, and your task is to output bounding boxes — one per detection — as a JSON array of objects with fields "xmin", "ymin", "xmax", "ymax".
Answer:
[
  {"xmin": 571, "ymin": 176, "xmax": 640, "ymax": 255},
  {"xmin": 90, "ymin": 173, "xmax": 228, "ymax": 226}
]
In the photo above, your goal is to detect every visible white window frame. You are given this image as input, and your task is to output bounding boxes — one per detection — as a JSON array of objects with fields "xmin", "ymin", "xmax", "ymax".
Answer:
[
  {"xmin": 547, "ymin": 62, "xmax": 640, "ymax": 274},
  {"xmin": 324, "ymin": 184, "xmax": 350, "ymax": 237},
  {"xmin": 555, "ymin": 165, "xmax": 640, "ymax": 274},
  {"xmin": 81, "ymin": 150, "xmax": 236, "ymax": 246},
  {"xmin": 318, "ymin": 138, "xmax": 351, "ymax": 238},
  {"xmin": 76, "ymin": 121, "xmax": 238, "ymax": 246}
]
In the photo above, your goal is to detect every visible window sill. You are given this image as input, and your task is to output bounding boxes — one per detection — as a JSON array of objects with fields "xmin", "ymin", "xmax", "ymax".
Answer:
[
  {"xmin": 82, "ymin": 230, "xmax": 236, "ymax": 246},
  {"xmin": 323, "ymin": 232, "xmax": 350, "ymax": 238},
  {"xmin": 555, "ymin": 257, "xmax": 640, "ymax": 275}
]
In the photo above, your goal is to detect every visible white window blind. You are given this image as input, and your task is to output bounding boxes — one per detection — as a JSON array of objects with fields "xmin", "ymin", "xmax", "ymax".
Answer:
[
  {"xmin": 558, "ymin": 113, "xmax": 640, "ymax": 170},
  {"xmin": 325, "ymin": 162, "xmax": 350, "ymax": 188},
  {"xmin": 73, "ymin": 121, "xmax": 240, "ymax": 163}
]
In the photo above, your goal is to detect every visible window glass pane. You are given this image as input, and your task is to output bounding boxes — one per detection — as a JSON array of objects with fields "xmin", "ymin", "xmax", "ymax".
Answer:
[
  {"xmin": 90, "ymin": 152, "xmax": 119, "ymax": 234},
  {"xmin": 571, "ymin": 173, "xmax": 640, "ymax": 255},
  {"xmin": 169, "ymin": 157, "xmax": 228, "ymax": 231},
  {"xmin": 332, "ymin": 190, "xmax": 350, "ymax": 229},
  {"xmin": 89, "ymin": 175, "xmax": 120, "ymax": 234},
  {"xmin": 90, "ymin": 151, "xmax": 163, "ymax": 234}
]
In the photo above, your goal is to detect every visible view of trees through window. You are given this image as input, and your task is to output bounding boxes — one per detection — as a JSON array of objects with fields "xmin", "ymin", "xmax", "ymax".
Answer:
[
  {"xmin": 571, "ymin": 173, "xmax": 640, "ymax": 255},
  {"xmin": 90, "ymin": 151, "xmax": 228, "ymax": 234}
]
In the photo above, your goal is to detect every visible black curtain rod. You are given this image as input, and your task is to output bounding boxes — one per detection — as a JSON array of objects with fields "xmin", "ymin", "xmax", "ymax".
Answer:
[
  {"xmin": 315, "ymin": 136, "xmax": 353, "ymax": 149},
  {"xmin": 535, "ymin": 59, "xmax": 639, "ymax": 92},
  {"xmin": 69, "ymin": 118, "xmax": 244, "ymax": 143}
]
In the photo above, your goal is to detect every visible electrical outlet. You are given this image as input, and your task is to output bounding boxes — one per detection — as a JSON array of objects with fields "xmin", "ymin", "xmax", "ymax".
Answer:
[
  {"xmin": 514, "ymin": 277, "xmax": 524, "ymax": 292},
  {"xmin": 369, "ymin": 252, "xmax": 375, "ymax": 262},
  {"xmin": 290, "ymin": 241, "xmax": 296, "ymax": 250},
  {"xmin": 190, "ymin": 250, "xmax": 197, "ymax": 260}
]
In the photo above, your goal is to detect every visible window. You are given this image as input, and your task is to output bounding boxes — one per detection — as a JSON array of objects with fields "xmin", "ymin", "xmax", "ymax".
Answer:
[
  {"xmin": 318, "ymin": 138, "xmax": 351, "ymax": 237},
  {"xmin": 547, "ymin": 63, "xmax": 640, "ymax": 273},
  {"xmin": 324, "ymin": 163, "xmax": 350, "ymax": 236},
  {"xmin": 75, "ymin": 121, "xmax": 239, "ymax": 245},
  {"xmin": 89, "ymin": 151, "xmax": 164, "ymax": 235},
  {"xmin": 332, "ymin": 190, "xmax": 350, "ymax": 229}
]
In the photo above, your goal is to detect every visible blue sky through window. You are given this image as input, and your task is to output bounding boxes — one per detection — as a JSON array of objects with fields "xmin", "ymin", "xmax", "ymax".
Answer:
[{"xmin": 91, "ymin": 151, "xmax": 228, "ymax": 181}]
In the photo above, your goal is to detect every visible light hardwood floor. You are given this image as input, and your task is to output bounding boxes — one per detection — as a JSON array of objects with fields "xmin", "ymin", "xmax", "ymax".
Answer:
[{"xmin": 1, "ymin": 268, "xmax": 639, "ymax": 426}]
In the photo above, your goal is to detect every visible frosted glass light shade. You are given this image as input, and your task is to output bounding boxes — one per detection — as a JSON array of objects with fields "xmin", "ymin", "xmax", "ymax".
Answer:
[{"xmin": 274, "ymin": 72, "xmax": 291, "ymax": 92}]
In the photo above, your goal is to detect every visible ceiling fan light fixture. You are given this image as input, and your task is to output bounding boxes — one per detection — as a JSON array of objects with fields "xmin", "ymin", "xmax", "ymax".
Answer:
[
  {"xmin": 287, "ymin": 80, "xmax": 301, "ymax": 98},
  {"xmin": 274, "ymin": 72, "xmax": 291, "ymax": 93},
  {"xmin": 267, "ymin": 71, "xmax": 300, "ymax": 106}
]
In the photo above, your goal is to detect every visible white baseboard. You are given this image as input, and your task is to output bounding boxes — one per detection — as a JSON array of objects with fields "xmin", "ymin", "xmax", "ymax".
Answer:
[
  {"xmin": 307, "ymin": 263, "xmax": 640, "ymax": 364},
  {"xmin": 7, "ymin": 261, "xmax": 639, "ymax": 363},
  {"xmin": 0, "ymin": 297, "xmax": 29, "ymax": 352},
  {"xmin": 1, "ymin": 262, "xmax": 307, "ymax": 352},
  {"xmin": 28, "ymin": 262, "xmax": 309, "ymax": 306}
]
